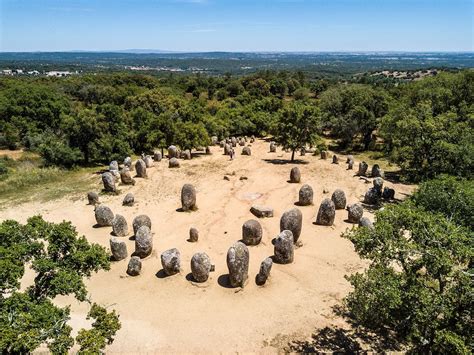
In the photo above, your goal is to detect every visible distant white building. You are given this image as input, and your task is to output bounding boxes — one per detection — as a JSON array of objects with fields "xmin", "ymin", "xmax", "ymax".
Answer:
[
  {"xmin": 46, "ymin": 71, "xmax": 72, "ymax": 77},
  {"xmin": 1, "ymin": 69, "xmax": 13, "ymax": 75}
]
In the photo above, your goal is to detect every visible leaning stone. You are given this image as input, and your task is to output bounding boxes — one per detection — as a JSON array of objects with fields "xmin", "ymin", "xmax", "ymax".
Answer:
[
  {"xmin": 132, "ymin": 215, "xmax": 151, "ymax": 236},
  {"xmin": 358, "ymin": 216, "xmax": 374, "ymax": 229},
  {"xmin": 135, "ymin": 159, "xmax": 147, "ymax": 178},
  {"xmin": 123, "ymin": 157, "xmax": 132, "ymax": 168},
  {"xmin": 274, "ymin": 230, "xmax": 294, "ymax": 264},
  {"xmin": 109, "ymin": 160, "xmax": 119, "ymax": 172},
  {"xmin": 280, "ymin": 208, "xmax": 303, "ymax": 243},
  {"xmin": 95, "ymin": 205, "xmax": 114, "ymax": 226},
  {"xmin": 331, "ymin": 189, "xmax": 347, "ymax": 210},
  {"xmin": 168, "ymin": 145, "xmax": 178, "ymax": 158},
  {"xmin": 226, "ymin": 242, "xmax": 249, "ymax": 288},
  {"xmin": 250, "ymin": 205, "xmax": 274, "ymax": 218},
  {"xmin": 169, "ymin": 157, "xmax": 180, "ymax": 168},
  {"xmin": 127, "ymin": 256, "xmax": 142, "ymax": 276},
  {"xmin": 144, "ymin": 155, "xmax": 154, "ymax": 168},
  {"xmin": 161, "ymin": 248, "xmax": 181, "ymax": 276},
  {"xmin": 371, "ymin": 164, "xmax": 384, "ymax": 178},
  {"xmin": 320, "ymin": 150, "xmax": 328, "ymax": 159},
  {"xmin": 189, "ymin": 227, "xmax": 199, "ymax": 242},
  {"xmin": 270, "ymin": 142, "xmax": 276, "ymax": 152},
  {"xmin": 135, "ymin": 225, "xmax": 152, "ymax": 258},
  {"xmin": 332, "ymin": 155, "xmax": 339, "ymax": 164},
  {"xmin": 120, "ymin": 168, "xmax": 136, "ymax": 185},
  {"xmin": 181, "ymin": 184, "xmax": 197, "ymax": 211},
  {"xmin": 242, "ymin": 146, "xmax": 251, "ymax": 156},
  {"xmin": 289, "ymin": 167, "xmax": 301, "ymax": 183},
  {"xmin": 191, "ymin": 252, "xmax": 212, "ymax": 282},
  {"xmin": 110, "ymin": 237, "xmax": 128, "ymax": 261},
  {"xmin": 154, "ymin": 151, "xmax": 162, "ymax": 162},
  {"xmin": 87, "ymin": 192, "xmax": 99, "ymax": 205},
  {"xmin": 122, "ymin": 193, "xmax": 135, "ymax": 206},
  {"xmin": 102, "ymin": 172, "xmax": 116, "ymax": 193},
  {"xmin": 373, "ymin": 177, "xmax": 384, "ymax": 194},
  {"xmin": 382, "ymin": 187, "xmax": 395, "ymax": 200},
  {"xmin": 298, "ymin": 184, "xmax": 313, "ymax": 206},
  {"xmin": 112, "ymin": 214, "xmax": 128, "ymax": 237},
  {"xmin": 316, "ymin": 198, "xmax": 336, "ymax": 226},
  {"xmin": 347, "ymin": 203, "xmax": 364, "ymax": 223},
  {"xmin": 256, "ymin": 257, "xmax": 273, "ymax": 285},
  {"xmin": 364, "ymin": 187, "xmax": 380, "ymax": 205},
  {"xmin": 242, "ymin": 219, "xmax": 263, "ymax": 246},
  {"xmin": 358, "ymin": 161, "xmax": 369, "ymax": 176}
]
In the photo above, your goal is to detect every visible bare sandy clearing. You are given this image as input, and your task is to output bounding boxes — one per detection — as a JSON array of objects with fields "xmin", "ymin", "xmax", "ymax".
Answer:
[{"xmin": 1, "ymin": 139, "xmax": 415, "ymax": 353}]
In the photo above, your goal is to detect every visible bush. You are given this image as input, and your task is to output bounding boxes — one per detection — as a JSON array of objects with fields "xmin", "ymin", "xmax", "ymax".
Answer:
[{"xmin": 39, "ymin": 136, "xmax": 83, "ymax": 168}]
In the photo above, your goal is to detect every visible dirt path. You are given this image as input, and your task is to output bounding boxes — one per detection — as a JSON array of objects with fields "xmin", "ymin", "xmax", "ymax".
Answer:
[{"xmin": 1, "ymin": 139, "xmax": 415, "ymax": 353}]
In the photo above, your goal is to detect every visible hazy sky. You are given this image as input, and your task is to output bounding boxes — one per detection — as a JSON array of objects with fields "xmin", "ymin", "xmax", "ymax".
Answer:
[{"xmin": 1, "ymin": 0, "xmax": 472, "ymax": 52}]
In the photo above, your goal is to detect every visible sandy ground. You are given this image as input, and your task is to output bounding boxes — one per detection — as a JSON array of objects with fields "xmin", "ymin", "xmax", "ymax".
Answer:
[{"xmin": 1, "ymin": 139, "xmax": 415, "ymax": 353}]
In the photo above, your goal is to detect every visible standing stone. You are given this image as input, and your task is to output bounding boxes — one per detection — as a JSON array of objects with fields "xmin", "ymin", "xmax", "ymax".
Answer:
[
  {"xmin": 110, "ymin": 237, "xmax": 128, "ymax": 261},
  {"xmin": 239, "ymin": 139, "xmax": 245, "ymax": 146},
  {"xmin": 358, "ymin": 161, "xmax": 369, "ymax": 176},
  {"xmin": 120, "ymin": 168, "xmax": 136, "ymax": 185},
  {"xmin": 256, "ymin": 257, "xmax": 273, "ymax": 286},
  {"xmin": 242, "ymin": 219, "xmax": 263, "ymax": 246},
  {"xmin": 316, "ymin": 198, "xmax": 336, "ymax": 226},
  {"xmin": 364, "ymin": 187, "xmax": 380, "ymax": 205},
  {"xmin": 191, "ymin": 252, "xmax": 212, "ymax": 282},
  {"xmin": 347, "ymin": 203, "xmax": 364, "ymax": 223},
  {"xmin": 109, "ymin": 161, "xmax": 119, "ymax": 172},
  {"xmin": 382, "ymin": 187, "xmax": 395, "ymax": 200},
  {"xmin": 270, "ymin": 142, "xmax": 276, "ymax": 152},
  {"xmin": 289, "ymin": 167, "xmax": 301, "ymax": 183},
  {"xmin": 160, "ymin": 248, "xmax": 181, "ymax": 276},
  {"xmin": 135, "ymin": 159, "xmax": 147, "ymax": 178},
  {"xmin": 371, "ymin": 164, "xmax": 384, "ymax": 178},
  {"xmin": 231, "ymin": 137, "xmax": 237, "ymax": 147},
  {"xmin": 189, "ymin": 227, "xmax": 199, "ymax": 242},
  {"xmin": 332, "ymin": 155, "xmax": 339, "ymax": 164},
  {"xmin": 219, "ymin": 140, "xmax": 225, "ymax": 148},
  {"xmin": 224, "ymin": 143, "xmax": 231, "ymax": 155},
  {"xmin": 358, "ymin": 216, "xmax": 374, "ymax": 229},
  {"xmin": 154, "ymin": 151, "xmax": 162, "ymax": 162},
  {"xmin": 348, "ymin": 159, "xmax": 354, "ymax": 170},
  {"xmin": 205, "ymin": 146, "xmax": 211, "ymax": 155},
  {"xmin": 123, "ymin": 157, "xmax": 132, "ymax": 168},
  {"xmin": 331, "ymin": 189, "xmax": 347, "ymax": 210},
  {"xmin": 300, "ymin": 147, "xmax": 306, "ymax": 156},
  {"xmin": 135, "ymin": 225, "xmax": 152, "ymax": 258},
  {"xmin": 127, "ymin": 256, "xmax": 142, "ymax": 276},
  {"xmin": 298, "ymin": 184, "xmax": 313, "ymax": 206},
  {"xmin": 144, "ymin": 155, "xmax": 154, "ymax": 168},
  {"xmin": 242, "ymin": 146, "xmax": 251, "ymax": 156},
  {"xmin": 211, "ymin": 136, "xmax": 219, "ymax": 145},
  {"xmin": 168, "ymin": 145, "xmax": 178, "ymax": 159},
  {"xmin": 112, "ymin": 214, "xmax": 128, "ymax": 237},
  {"xmin": 346, "ymin": 155, "xmax": 354, "ymax": 164},
  {"xmin": 169, "ymin": 157, "xmax": 180, "ymax": 168},
  {"xmin": 280, "ymin": 208, "xmax": 303, "ymax": 243},
  {"xmin": 320, "ymin": 150, "xmax": 328, "ymax": 159},
  {"xmin": 95, "ymin": 205, "xmax": 114, "ymax": 227},
  {"xmin": 132, "ymin": 215, "xmax": 151, "ymax": 236},
  {"xmin": 102, "ymin": 172, "xmax": 116, "ymax": 193},
  {"xmin": 122, "ymin": 193, "xmax": 135, "ymax": 206},
  {"xmin": 250, "ymin": 137, "xmax": 255, "ymax": 143},
  {"xmin": 181, "ymin": 184, "xmax": 197, "ymax": 211},
  {"xmin": 183, "ymin": 149, "xmax": 191, "ymax": 160},
  {"xmin": 274, "ymin": 230, "xmax": 294, "ymax": 264},
  {"xmin": 373, "ymin": 177, "xmax": 384, "ymax": 194},
  {"xmin": 226, "ymin": 242, "xmax": 249, "ymax": 288},
  {"xmin": 109, "ymin": 169, "xmax": 120, "ymax": 181},
  {"xmin": 87, "ymin": 192, "xmax": 99, "ymax": 205}
]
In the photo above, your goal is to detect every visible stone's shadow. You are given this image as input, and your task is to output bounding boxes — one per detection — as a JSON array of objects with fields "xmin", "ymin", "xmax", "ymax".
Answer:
[
  {"xmin": 263, "ymin": 159, "xmax": 309, "ymax": 165},
  {"xmin": 92, "ymin": 223, "xmax": 108, "ymax": 229},
  {"xmin": 287, "ymin": 180, "xmax": 301, "ymax": 183},
  {"xmin": 294, "ymin": 201, "xmax": 312, "ymax": 207},
  {"xmin": 155, "ymin": 269, "xmax": 174, "ymax": 279},
  {"xmin": 343, "ymin": 219, "xmax": 356, "ymax": 224},
  {"xmin": 185, "ymin": 272, "xmax": 195, "ymax": 282},
  {"xmin": 217, "ymin": 274, "xmax": 235, "ymax": 289},
  {"xmin": 128, "ymin": 235, "xmax": 136, "ymax": 241},
  {"xmin": 176, "ymin": 207, "xmax": 184, "ymax": 212}
]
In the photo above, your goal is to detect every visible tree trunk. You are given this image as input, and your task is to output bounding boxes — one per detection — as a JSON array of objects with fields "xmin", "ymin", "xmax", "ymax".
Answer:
[{"xmin": 291, "ymin": 149, "xmax": 295, "ymax": 162}]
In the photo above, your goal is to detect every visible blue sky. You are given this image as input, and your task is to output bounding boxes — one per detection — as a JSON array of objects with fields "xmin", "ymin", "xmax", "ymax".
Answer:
[{"xmin": 1, "ymin": 0, "xmax": 472, "ymax": 52}]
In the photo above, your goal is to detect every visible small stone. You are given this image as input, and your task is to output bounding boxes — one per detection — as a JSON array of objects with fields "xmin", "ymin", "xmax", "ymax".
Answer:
[
  {"xmin": 123, "ymin": 157, "xmax": 132, "ymax": 168},
  {"xmin": 219, "ymin": 141, "xmax": 225, "ymax": 148},
  {"xmin": 189, "ymin": 227, "xmax": 199, "ymax": 242},
  {"xmin": 109, "ymin": 161, "xmax": 119, "ymax": 171},
  {"xmin": 127, "ymin": 256, "xmax": 142, "ymax": 276},
  {"xmin": 122, "ymin": 193, "xmax": 135, "ymax": 206},
  {"xmin": 169, "ymin": 157, "xmax": 180, "ymax": 168},
  {"xmin": 239, "ymin": 176, "xmax": 248, "ymax": 180},
  {"xmin": 289, "ymin": 167, "xmax": 301, "ymax": 183},
  {"xmin": 320, "ymin": 150, "xmax": 328, "ymax": 159},
  {"xmin": 270, "ymin": 142, "xmax": 276, "ymax": 152},
  {"xmin": 364, "ymin": 187, "xmax": 380, "ymax": 205},
  {"xmin": 112, "ymin": 214, "xmax": 128, "ymax": 237},
  {"xmin": 144, "ymin": 155, "xmax": 154, "ymax": 168},
  {"xmin": 242, "ymin": 146, "xmax": 251, "ymax": 156},
  {"xmin": 358, "ymin": 216, "xmax": 374, "ymax": 229},
  {"xmin": 224, "ymin": 143, "xmax": 231, "ymax": 155},
  {"xmin": 87, "ymin": 192, "xmax": 99, "ymax": 205},
  {"xmin": 205, "ymin": 146, "xmax": 211, "ymax": 155},
  {"xmin": 331, "ymin": 189, "xmax": 347, "ymax": 210},
  {"xmin": 346, "ymin": 155, "xmax": 354, "ymax": 164},
  {"xmin": 358, "ymin": 161, "xmax": 369, "ymax": 176},
  {"xmin": 348, "ymin": 159, "xmax": 354, "ymax": 170},
  {"xmin": 223, "ymin": 176, "xmax": 230, "ymax": 181},
  {"xmin": 154, "ymin": 151, "xmax": 162, "ymax": 162},
  {"xmin": 102, "ymin": 172, "xmax": 116, "ymax": 193},
  {"xmin": 239, "ymin": 139, "xmax": 245, "ymax": 146},
  {"xmin": 231, "ymin": 137, "xmax": 237, "ymax": 147},
  {"xmin": 227, "ymin": 241, "xmax": 249, "ymax": 288},
  {"xmin": 280, "ymin": 208, "xmax": 303, "ymax": 243},
  {"xmin": 120, "ymin": 168, "xmax": 136, "ymax": 185},
  {"xmin": 134, "ymin": 225, "xmax": 152, "ymax": 258},
  {"xmin": 132, "ymin": 215, "xmax": 151, "ymax": 236},
  {"xmin": 110, "ymin": 237, "xmax": 128, "ymax": 261},
  {"xmin": 160, "ymin": 248, "xmax": 181, "ymax": 276},
  {"xmin": 250, "ymin": 205, "xmax": 274, "ymax": 218},
  {"xmin": 191, "ymin": 252, "xmax": 212, "ymax": 282},
  {"xmin": 371, "ymin": 164, "xmax": 384, "ymax": 178},
  {"xmin": 274, "ymin": 230, "xmax": 294, "ymax": 264},
  {"xmin": 181, "ymin": 184, "xmax": 197, "ymax": 211},
  {"xmin": 135, "ymin": 159, "xmax": 147, "ymax": 178},
  {"xmin": 316, "ymin": 198, "xmax": 336, "ymax": 226},
  {"xmin": 256, "ymin": 257, "xmax": 273, "ymax": 285},
  {"xmin": 242, "ymin": 219, "xmax": 263, "ymax": 246},
  {"xmin": 373, "ymin": 177, "xmax": 384, "ymax": 194},
  {"xmin": 95, "ymin": 205, "xmax": 114, "ymax": 227},
  {"xmin": 211, "ymin": 136, "xmax": 219, "ymax": 145},
  {"xmin": 332, "ymin": 155, "xmax": 339, "ymax": 164},
  {"xmin": 347, "ymin": 203, "xmax": 364, "ymax": 223},
  {"xmin": 298, "ymin": 184, "xmax": 313, "ymax": 206},
  {"xmin": 168, "ymin": 145, "xmax": 178, "ymax": 158},
  {"xmin": 382, "ymin": 187, "xmax": 395, "ymax": 200},
  {"xmin": 182, "ymin": 149, "xmax": 191, "ymax": 160}
]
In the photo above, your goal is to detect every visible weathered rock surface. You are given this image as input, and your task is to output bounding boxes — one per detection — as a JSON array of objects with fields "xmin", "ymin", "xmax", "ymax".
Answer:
[
  {"xmin": 191, "ymin": 252, "xmax": 212, "ymax": 282},
  {"xmin": 347, "ymin": 203, "xmax": 364, "ymax": 223},
  {"xmin": 161, "ymin": 248, "xmax": 181, "ymax": 276},
  {"xmin": 168, "ymin": 145, "xmax": 178, "ymax": 158},
  {"xmin": 242, "ymin": 219, "xmax": 263, "ymax": 246},
  {"xmin": 331, "ymin": 189, "xmax": 347, "ymax": 210},
  {"xmin": 189, "ymin": 227, "xmax": 199, "ymax": 242},
  {"xmin": 122, "ymin": 192, "xmax": 135, "ymax": 206},
  {"xmin": 132, "ymin": 215, "xmax": 151, "ymax": 236},
  {"xmin": 144, "ymin": 155, "xmax": 154, "ymax": 168},
  {"xmin": 316, "ymin": 198, "xmax": 336, "ymax": 226},
  {"xmin": 169, "ymin": 157, "xmax": 180, "ymax": 168},
  {"xmin": 123, "ymin": 156, "xmax": 132, "ymax": 168},
  {"xmin": 109, "ymin": 161, "xmax": 119, "ymax": 172},
  {"xmin": 112, "ymin": 214, "xmax": 128, "ymax": 237},
  {"xmin": 274, "ymin": 230, "xmax": 294, "ymax": 264},
  {"xmin": 320, "ymin": 150, "xmax": 328, "ymax": 159},
  {"xmin": 226, "ymin": 242, "xmax": 249, "ymax": 288},
  {"xmin": 373, "ymin": 177, "xmax": 384, "ymax": 194},
  {"xmin": 332, "ymin": 155, "xmax": 339, "ymax": 164},
  {"xmin": 242, "ymin": 146, "xmax": 251, "ymax": 156},
  {"xmin": 110, "ymin": 237, "xmax": 128, "ymax": 261},
  {"xmin": 371, "ymin": 164, "xmax": 384, "ymax": 178},
  {"xmin": 270, "ymin": 142, "xmax": 276, "ymax": 152},
  {"xmin": 135, "ymin": 159, "xmax": 147, "ymax": 178},
  {"xmin": 127, "ymin": 256, "xmax": 142, "ymax": 276},
  {"xmin": 87, "ymin": 192, "xmax": 99, "ymax": 205},
  {"xmin": 102, "ymin": 172, "xmax": 116, "ymax": 193},
  {"xmin": 358, "ymin": 216, "xmax": 374, "ymax": 229},
  {"xmin": 181, "ymin": 184, "xmax": 197, "ymax": 211},
  {"xmin": 256, "ymin": 257, "xmax": 273, "ymax": 285},
  {"xmin": 364, "ymin": 187, "xmax": 380, "ymax": 205},
  {"xmin": 182, "ymin": 149, "xmax": 191, "ymax": 160},
  {"xmin": 154, "ymin": 151, "xmax": 162, "ymax": 162},
  {"xmin": 358, "ymin": 161, "xmax": 369, "ymax": 176},
  {"xmin": 298, "ymin": 184, "xmax": 313, "ymax": 206},
  {"xmin": 280, "ymin": 208, "xmax": 303, "ymax": 243},
  {"xmin": 382, "ymin": 187, "xmax": 395, "ymax": 200},
  {"xmin": 289, "ymin": 167, "xmax": 301, "ymax": 183},
  {"xmin": 134, "ymin": 225, "xmax": 153, "ymax": 258},
  {"xmin": 250, "ymin": 205, "xmax": 274, "ymax": 218},
  {"xmin": 120, "ymin": 168, "xmax": 136, "ymax": 185},
  {"xmin": 95, "ymin": 205, "xmax": 114, "ymax": 226}
]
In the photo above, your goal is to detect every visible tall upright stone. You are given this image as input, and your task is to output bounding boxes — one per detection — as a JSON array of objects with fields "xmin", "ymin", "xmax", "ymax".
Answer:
[
  {"xmin": 280, "ymin": 208, "xmax": 303, "ymax": 243},
  {"xmin": 226, "ymin": 242, "xmax": 249, "ymax": 288}
]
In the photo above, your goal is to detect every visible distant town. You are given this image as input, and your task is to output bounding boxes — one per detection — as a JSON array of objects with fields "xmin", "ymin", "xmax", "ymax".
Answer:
[{"xmin": 1, "ymin": 69, "xmax": 79, "ymax": 77}]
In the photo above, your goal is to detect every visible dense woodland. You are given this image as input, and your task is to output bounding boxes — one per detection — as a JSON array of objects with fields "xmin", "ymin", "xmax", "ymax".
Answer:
[{"xmin": 0, "ymin": 69, "xmax": 473, "ymax": 353}]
